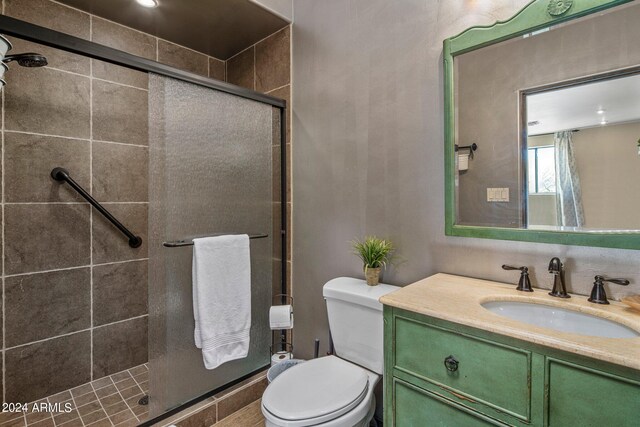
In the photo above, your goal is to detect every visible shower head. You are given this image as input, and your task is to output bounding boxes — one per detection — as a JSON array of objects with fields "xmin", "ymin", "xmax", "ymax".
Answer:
[{"xmin": 3, "ymin": 53, "xmax": 48, "ymax": 67}]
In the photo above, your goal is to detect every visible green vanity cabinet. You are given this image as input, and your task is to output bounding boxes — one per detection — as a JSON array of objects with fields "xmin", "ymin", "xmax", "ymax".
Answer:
[
  {"xmin": 545, "ymin": 358, "xmax": 640, "ymax": 426},
  {"xmin": 393, "ymin": 379, "xmax": 499, "ymax": 426},
  {"xmin": 383, "ymin": 306, "xmax": 640, "ymax": 426}
]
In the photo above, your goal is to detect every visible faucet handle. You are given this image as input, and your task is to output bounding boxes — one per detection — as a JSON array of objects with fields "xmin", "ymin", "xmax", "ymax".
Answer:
[
  {"xmin": 502, "ymin": 265, "xmax": 533, "ymax": 292},
  {"xmin": 597, "ymin": 276, "xmax": 630, "ymax": 286},
  {"xmin": 502, "ymin": 265, "xmax": 527, "ymax": 272},
  {"xmin": 588, "ymin": 275, "xmax": 630, "ymax": 305}
]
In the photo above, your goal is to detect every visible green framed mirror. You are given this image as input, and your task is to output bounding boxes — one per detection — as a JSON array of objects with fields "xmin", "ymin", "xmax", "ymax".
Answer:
[{"xmin": 444, "ymin": 0, "xmax": 640, "ymax": 250}]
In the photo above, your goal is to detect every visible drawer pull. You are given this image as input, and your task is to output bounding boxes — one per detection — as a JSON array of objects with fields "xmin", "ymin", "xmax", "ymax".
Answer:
[{"xmin": 444, "ymin": 355, "xmax": 459, "ymax": 372}]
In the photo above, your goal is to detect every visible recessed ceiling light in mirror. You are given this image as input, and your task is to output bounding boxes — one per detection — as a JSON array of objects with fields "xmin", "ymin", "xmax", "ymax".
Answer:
[{"xmin": 136, "ymin": 0, "xmax": 158, "ymax": 8}]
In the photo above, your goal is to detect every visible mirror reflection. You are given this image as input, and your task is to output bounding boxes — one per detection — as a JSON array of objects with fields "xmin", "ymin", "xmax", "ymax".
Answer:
[
  {"xmin": 525, "ymin": 74, "xmax": 640, "ymax": 231},
  {"xmin": 454, "ymin": 1, "xmax": 640, "ymax": 232}
]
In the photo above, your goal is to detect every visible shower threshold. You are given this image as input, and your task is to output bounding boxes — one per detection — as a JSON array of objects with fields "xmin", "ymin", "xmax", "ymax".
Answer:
[{"xmin": 1, "ymin": 364, "xmax": 149, "ymax": 427}]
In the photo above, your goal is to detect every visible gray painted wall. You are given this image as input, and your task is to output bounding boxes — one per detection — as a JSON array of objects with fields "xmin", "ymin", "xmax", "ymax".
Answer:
[
  {"xmin": 292, "ymin": 0, "xmax": 640, "ymax": 359},
  {"xmin": 572, "ymin": 122, "xmax": 640, "ymax": 229}
]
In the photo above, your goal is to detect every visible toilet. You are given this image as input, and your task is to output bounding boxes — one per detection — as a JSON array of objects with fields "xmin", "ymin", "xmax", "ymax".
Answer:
[{"xmin": 261, "ymin": 277, "xmax": 399, "ymax": 427}]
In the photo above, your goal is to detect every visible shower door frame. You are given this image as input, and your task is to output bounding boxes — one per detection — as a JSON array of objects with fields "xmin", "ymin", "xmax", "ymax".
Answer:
[{"xmin": 0, "ymin": 14, "xmax": 288, "ymax": 427}]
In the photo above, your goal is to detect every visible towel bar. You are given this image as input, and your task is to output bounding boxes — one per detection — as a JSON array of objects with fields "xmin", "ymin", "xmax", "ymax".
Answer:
[{"xmin": 163, "ymin": 233, "xmax": 268, "ymax": 247}]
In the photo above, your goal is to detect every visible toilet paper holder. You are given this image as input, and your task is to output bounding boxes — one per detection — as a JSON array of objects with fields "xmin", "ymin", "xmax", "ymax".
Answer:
[
  {"xmin": 455, "ymin": 143, "xmax": 478, "ymax": 159},
  {"xmin": 273, "ymin": 294, "xmax": 293, "ymax": 306},
  {"xmin": 271, "ymin": 294, "xmax": 294, "ymax": 357},
  {"xmin": 270, "ymin": 341, "xmax": 294, "ymax": 357}
]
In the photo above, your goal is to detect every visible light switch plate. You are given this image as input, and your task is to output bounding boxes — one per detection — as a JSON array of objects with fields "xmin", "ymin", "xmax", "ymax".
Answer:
[{"xmin": 487, "ymin": 188, "xmax": 509, "ymax": 202}]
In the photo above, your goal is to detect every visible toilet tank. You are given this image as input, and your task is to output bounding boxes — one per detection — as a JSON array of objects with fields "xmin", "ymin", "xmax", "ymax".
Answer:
[{"xmin": 323, "ymin": 277, "xmax": 400, "ymax": 374}]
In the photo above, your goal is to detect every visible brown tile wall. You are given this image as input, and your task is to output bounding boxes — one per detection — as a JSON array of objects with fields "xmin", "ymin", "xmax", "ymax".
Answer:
[
  {"xmin": 0, "ymin": 0, "xmax": 227, "ymax": 404},
  {"xmin": 226, "ymin": 26, "xmax": 293, "ymax": 337},
  {"xmin": 1, "ymin": 0, "xmax": 289, "ymax": 406}
]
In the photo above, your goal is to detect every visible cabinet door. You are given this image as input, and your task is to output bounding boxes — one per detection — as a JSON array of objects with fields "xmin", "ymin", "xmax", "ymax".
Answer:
[
  {"xmin": 393, "ymin": 378, "xmax": 504, "ymax": 427},
  {"xmin": 546, "ymin": 358, "xmax": 640, "ymax": 427}
]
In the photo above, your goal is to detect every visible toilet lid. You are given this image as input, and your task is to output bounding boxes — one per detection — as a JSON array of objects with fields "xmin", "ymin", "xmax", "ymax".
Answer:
[{"xmin": 262, "ymin": 356, "xmax": 369, "ymax": 423}]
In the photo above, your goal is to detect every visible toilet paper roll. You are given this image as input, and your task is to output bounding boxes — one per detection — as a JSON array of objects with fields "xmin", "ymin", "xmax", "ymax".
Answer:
[
  {"xmin": 458, "ymin": 153, "xmax": 469, "ymax": 171},
  {"xmin": 271, "ymin": 352, "xmax": 293, "ymax": 366},
  {"xmin": 269, "ymin": 305, "xmax": 294, "ymax": 330}
]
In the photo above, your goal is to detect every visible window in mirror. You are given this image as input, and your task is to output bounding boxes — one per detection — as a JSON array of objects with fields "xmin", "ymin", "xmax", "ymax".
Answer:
[{"xmin": 527, "ymin": 146, "xmax": 556, "ymax": 194}]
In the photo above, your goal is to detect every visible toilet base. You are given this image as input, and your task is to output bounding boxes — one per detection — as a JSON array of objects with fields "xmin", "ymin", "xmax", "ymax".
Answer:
[{"xmin": 264, "ymin": 394, "xmax": 375, "ymax": 427}]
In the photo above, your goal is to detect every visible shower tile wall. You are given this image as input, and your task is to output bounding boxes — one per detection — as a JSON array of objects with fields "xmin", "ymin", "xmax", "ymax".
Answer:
[
  {"xmin": 0, "ymin": 0, "xmax": 227, "ymax": 404},
  {"xmin": 226, "ymin": 26, "xmax": 293, "ymax": 301}
]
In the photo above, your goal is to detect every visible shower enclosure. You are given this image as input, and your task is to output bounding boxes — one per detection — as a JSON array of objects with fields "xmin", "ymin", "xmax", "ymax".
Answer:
[
  {"xmin": 0, "ymin": 12, "xmax": 286, "ymax": 426},
  {"xmin": 148, "ymin": 75, "xmax": 275, "ymax": 414}
]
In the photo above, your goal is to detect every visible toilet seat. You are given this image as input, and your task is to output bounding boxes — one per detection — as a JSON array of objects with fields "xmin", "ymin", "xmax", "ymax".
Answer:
[{"xmin": 262, "ymin": 356, "xmax": 370, "ymax": 426}]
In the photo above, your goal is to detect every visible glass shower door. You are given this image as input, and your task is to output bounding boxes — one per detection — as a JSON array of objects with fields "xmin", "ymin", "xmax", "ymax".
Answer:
[{"xmin": 148, "ymin": 74, "xmax": 274, "ymax": 416}]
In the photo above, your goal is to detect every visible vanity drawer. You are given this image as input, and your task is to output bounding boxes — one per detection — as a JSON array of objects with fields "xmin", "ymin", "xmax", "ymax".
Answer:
[
  {"xmin": 393, "ymin": 378, "xmax": 504, "ymax": 426},
  {"xmin": 394, "ymin": 315, "xmax": 532, "ymax": 421}
]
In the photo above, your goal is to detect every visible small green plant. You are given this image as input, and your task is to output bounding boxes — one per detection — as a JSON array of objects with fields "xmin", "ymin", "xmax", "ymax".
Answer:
[{"xmin": 352, "ymin": 236, "xmax": 394, "ymax": 272}]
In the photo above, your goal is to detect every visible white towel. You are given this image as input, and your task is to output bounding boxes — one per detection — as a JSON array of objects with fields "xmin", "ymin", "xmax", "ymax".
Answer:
[{"xmin": 192, "ymin": 235, "xmax": 251, "ymax": 370}]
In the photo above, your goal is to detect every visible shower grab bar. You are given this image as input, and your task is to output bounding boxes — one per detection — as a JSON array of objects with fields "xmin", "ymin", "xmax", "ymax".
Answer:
[
  {"xmin": 163, "ymin": 234, "xmax": 268, "ymax": 247},
  {"xmin": 50, "ymin": 167, "xmax": 143, "ymax": 248}
]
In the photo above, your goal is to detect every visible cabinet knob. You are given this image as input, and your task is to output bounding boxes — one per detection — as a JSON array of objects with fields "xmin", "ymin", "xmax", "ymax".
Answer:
[{"xmin": 444, "ymin": 355, "xmax": 459, "ymax": 372}]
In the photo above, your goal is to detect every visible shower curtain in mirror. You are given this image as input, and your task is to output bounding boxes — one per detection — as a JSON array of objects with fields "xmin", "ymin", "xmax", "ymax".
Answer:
[{"xmin": 554, "ymin": 131, "xmax": 584, "ymax": 227}]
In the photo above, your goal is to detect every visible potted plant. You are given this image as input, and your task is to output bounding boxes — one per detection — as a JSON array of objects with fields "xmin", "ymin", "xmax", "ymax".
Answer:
[{"xmin": 352, "ymin": 236, "xmax": 394, "ymax": 286}]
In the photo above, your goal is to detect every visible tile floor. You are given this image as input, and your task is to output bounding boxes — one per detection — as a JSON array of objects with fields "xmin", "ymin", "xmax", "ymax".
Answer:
[{"xmin": 0, "ymin": 364, "xmax": 149, "ymax": 427}]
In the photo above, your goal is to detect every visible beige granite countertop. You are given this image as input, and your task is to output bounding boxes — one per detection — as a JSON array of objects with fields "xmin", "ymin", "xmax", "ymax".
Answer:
[{"xmin": 379, "ymin": 273, "xmax": 640, "ymax": 370}]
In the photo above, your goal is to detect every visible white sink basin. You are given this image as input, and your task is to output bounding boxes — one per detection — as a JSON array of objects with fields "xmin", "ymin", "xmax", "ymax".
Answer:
[{"xmin": 481, "ymin": 301, "xmax": 640, "ymax": 339}]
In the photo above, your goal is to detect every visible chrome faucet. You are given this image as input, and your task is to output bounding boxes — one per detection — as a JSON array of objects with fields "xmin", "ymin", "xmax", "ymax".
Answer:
[{"xmin": 548, "ymin": 257, "xmax": 569, "ymax": 298}]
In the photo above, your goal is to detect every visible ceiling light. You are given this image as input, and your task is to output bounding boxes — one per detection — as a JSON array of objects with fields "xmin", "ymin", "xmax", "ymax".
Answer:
[
  {"xmin": 136, "ymin": 0, "xmax": 158, "ymax": 7},
  {"xmin": 600, "ymin": 119, "xmax": 608, "ymax": 125},
  {"xmin": 597, "ymin": 108, "xmax": 606, "ymax": 114}
]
